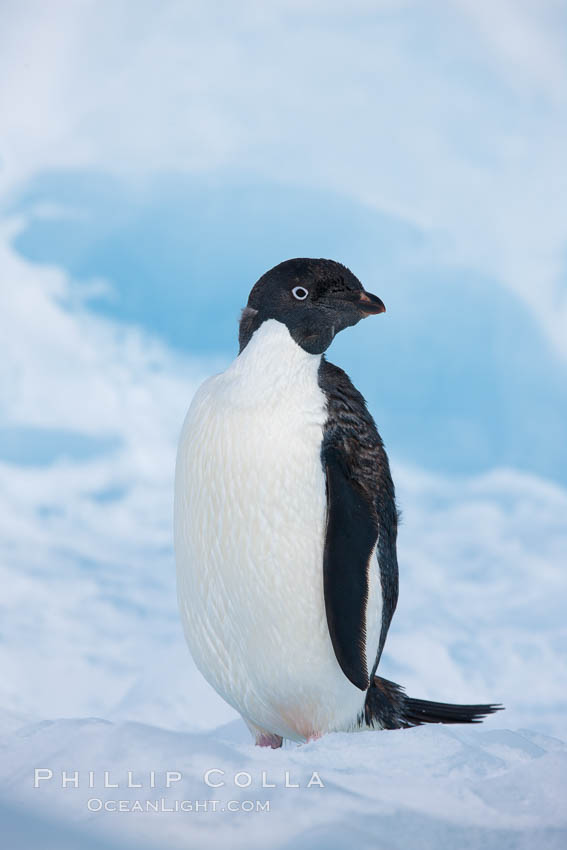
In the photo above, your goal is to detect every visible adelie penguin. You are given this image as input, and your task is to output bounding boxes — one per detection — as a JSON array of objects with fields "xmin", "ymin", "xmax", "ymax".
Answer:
[{"xmin": 174, "ymin": 258, "xmax": 501, "ymax": 747}]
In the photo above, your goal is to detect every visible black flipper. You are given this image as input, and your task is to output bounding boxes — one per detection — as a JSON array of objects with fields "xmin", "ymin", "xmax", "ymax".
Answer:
[
  {"xmin": 364, "ymin": 676, "xmax": 504, "ymax": 729},
  {"xmin": 319, "ymin": 358, "xmax": 399, "ymax": 686},
  {"xmin": 322, "ymin": 444, "xmax": 377, "ymax": 690}
]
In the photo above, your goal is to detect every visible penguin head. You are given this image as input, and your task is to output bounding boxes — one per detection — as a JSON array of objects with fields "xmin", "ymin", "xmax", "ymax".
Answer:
[{"xmin": 239, "ymin": 258, "xmax": 385, "ymax": 355}]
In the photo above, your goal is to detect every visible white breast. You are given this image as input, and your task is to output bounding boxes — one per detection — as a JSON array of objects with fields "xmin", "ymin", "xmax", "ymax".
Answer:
[{"xmin": 174, "ymin": 320, "xmax": 379, "ymax": 741}]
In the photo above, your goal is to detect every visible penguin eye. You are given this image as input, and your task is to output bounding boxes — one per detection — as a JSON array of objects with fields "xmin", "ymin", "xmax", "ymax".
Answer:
[{"xmin": 292, "ymin": 286, "xmax": 309, "ymax": 301}]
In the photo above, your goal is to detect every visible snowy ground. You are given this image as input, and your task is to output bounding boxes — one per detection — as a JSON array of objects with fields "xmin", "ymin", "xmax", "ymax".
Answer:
[
  {"xmin": 1, "ymin": 713, "xmax": 567, "ymax": 849},
  {"xmin": 1, "ymin": 230, "xmax": 567, "ymax": 848}
]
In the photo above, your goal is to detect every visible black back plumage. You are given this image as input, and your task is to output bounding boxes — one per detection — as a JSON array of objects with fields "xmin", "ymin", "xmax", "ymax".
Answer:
[
  {"xmin": 318, "ymin": 358, "xmax": 399, "ymax": 689},
  {"xmin": 318, "ymin": 359, "xmax": 503, "ymax": 728}
]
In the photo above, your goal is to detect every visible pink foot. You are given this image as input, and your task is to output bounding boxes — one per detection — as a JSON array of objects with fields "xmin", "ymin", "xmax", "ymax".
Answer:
[
  {"xmin": 305, "ymin": 732, "xmax": 322, "ymax": 744},
  {"xmin": 256, "ymin": 733, "xmax": 283, "ymax": 749}
]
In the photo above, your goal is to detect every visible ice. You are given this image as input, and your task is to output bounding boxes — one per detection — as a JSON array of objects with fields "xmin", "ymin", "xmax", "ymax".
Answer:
[
  {"xmin": 1, "ymin": 153, "xmax": 566, "ymax": 849},
  {"xmin": 1, "ymin": 718, "xmax": 566, "ymax": 849}
]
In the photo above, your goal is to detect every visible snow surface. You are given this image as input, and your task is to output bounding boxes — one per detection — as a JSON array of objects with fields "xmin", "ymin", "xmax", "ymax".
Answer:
[
  {"xmin": 1, "ymin": 227, "xmax": 567, "ymax": 847},
  {"xmin": 1, "ymin": 715, "xmax": 567, "ymax": 850}
]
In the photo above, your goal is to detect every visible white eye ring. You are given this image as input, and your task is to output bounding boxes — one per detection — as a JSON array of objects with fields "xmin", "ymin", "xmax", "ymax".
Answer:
[{"xmin": 292, "ymin": 286, "xmax": 309, "ymax": 301}]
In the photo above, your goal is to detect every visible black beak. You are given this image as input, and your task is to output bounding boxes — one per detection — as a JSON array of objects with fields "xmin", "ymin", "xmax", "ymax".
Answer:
[{"xmin": 357, "ymin": 289, "xmax": 386, "ymax": 316}]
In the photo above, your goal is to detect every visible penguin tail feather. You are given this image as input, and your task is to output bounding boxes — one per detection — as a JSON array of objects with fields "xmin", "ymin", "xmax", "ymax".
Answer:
[{"xmin": 364, "ymin": 676, "xmax": 503, "ymax": 730}]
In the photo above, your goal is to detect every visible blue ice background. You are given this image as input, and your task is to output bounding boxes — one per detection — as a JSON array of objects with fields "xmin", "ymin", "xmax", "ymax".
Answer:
[{"xmin": 9, "ymin": 170, "xmax": 567, "ymax": 484}]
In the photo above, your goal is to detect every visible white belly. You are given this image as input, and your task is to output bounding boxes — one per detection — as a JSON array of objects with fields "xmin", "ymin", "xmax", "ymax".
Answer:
[{"xmin": 174, "ymin": 321, "xmax": 380, "ymax": 741}]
